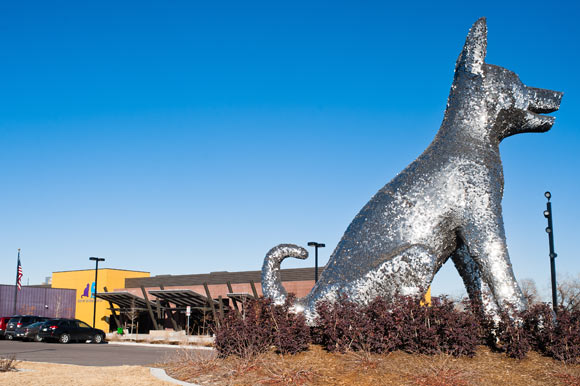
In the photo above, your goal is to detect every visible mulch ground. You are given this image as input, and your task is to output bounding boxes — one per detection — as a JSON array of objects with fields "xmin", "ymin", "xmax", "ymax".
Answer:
[{"xmin": 162, "ymin": 345, "xmax": 580, "ymax": 385}]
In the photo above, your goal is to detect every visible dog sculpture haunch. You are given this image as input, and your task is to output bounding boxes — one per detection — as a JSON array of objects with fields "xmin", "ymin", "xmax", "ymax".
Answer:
[{"xmin": 261, "ymin": 18, "xmax": 562, "ymax": 320}]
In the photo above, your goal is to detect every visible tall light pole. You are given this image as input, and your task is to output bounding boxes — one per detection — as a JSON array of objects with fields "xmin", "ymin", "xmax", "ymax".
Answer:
[
  {"xmin": 307, "ymin": 242, "xmax": 325, "ymax": 283},
  {"xmin": 89, "ymin": 257, "xmax": 105, "ymax": 328},
  {"xmin": 543, "ymin": 192, "xmax": 558, "ymax": 311}
]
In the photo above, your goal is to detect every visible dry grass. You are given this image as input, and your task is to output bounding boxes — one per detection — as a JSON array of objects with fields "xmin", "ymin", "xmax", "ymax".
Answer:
[
  {"xmin": 0, "ymin": 361, "xmax": 173, "ymax": 385},
  {"xmin": 162, "ymin": 345, "xmax": 580, "ymax": 385},
  {"xmin": 159, "ymin": 348, "xmax": 219, "ymax": 384},
  {"xmin": 553, "ymin": 372, "xmax": 580, "ymax": 386}
]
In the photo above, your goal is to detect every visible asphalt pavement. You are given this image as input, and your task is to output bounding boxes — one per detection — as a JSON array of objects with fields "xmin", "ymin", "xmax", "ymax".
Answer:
[{"xmin": 0, "ymin": 339, "xmax": 211, "ymax": 366}]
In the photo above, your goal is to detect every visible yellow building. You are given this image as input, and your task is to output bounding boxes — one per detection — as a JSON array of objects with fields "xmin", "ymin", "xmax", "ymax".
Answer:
[{"xmin": 52, "ymin": 268, "xmax": 149, "ymax": 331}]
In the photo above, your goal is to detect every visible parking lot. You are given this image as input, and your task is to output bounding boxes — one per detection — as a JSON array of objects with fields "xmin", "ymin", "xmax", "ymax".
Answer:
[{"xmin": 0, "ymin": 339, "xmax": 211, "ymax": 366}]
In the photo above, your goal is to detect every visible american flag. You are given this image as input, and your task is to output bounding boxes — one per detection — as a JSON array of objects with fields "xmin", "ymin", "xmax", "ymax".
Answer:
[{"xmin": 16, "ymin": 252, "xmax": 23, "ymax": 291}]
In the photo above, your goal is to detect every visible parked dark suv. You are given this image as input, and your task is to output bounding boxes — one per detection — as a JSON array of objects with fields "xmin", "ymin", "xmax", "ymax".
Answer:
[
  {"xmin": 5, "ymin": 315, "xmax": 47, "ymax": 340},
  {"xmin": 38, "ymin": 318, "xmax": 105, "ymax": 344},
  {"xmin": 15, "ymin": 321, "xmax": 48, "ymax": 341},
  {"xmin": 0, "ymin": 316, "xmax": 11, "ymax": 339}
]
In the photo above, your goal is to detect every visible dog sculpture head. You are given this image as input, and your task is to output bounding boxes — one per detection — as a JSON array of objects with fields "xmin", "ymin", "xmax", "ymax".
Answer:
[{"xmin": 450, "ymin": 18, "xmax": 562, "ymax": 143}]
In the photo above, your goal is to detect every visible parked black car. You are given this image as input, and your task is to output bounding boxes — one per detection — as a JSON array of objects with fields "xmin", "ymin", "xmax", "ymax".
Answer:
[
  {"xmin": 15, "ymin": 321, "xmax": 47, "ymax": 342},
  {"xmin": 5, "ymin": 315, "xmax": 47, "ymax": 340},
  {"xmin": 38, "ymin": 318, "xmax": 105, "ymax": 344}
]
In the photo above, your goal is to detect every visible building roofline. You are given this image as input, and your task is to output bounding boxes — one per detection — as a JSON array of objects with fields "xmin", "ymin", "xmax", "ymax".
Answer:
[
  {"xmin": 52, "ymin": 268, "xmax": 150, "ymax": 274},
  {"xmin": 125, "ymin": 266, "xmax": 325, "ymax": 288},
  {"xmin": 0, "ymin": 284, "xmax": 75, "ymax": 291}
]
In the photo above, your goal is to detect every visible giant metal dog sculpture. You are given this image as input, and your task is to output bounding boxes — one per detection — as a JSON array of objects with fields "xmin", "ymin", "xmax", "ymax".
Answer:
[{"xmin": 261, "ymin": 18, "xmax": 562, "ymax": 320}]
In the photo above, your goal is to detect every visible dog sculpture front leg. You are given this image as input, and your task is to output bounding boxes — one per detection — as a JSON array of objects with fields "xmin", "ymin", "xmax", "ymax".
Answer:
[
  {"xmin": 451, "ymin": 243, "xmax": 499, "ymax": 316},
  {"xmin": 460, "ymin": 211, "xmax": 526, "ymax": 313}
]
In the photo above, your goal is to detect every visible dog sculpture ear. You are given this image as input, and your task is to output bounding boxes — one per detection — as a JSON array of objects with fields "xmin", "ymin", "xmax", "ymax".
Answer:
[{"xmin": 456, "ymin": 17, "xmax": 487, "ymax": 76}]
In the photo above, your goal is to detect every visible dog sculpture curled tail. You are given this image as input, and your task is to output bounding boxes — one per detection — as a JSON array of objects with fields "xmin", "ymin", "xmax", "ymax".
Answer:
[{"xmin": 261, "ymin": 18, "xmax": 563, "ymax": 321}]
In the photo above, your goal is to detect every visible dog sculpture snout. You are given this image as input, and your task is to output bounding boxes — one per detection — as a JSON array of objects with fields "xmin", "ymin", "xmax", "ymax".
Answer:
[
  {"xmin": 515, "ymin": 86, "xmax": 563, "ymax": 135},
  {"xmin": 527, "ymin": 87, "xmax": 563, "ymax": 114}
]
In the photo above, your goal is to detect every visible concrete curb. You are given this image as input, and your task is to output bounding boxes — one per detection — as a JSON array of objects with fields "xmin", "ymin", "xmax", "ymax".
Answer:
[
  {"xmin": 107, "ymin": 341, "xmax": 214, "ymax": 350},
  {"xmin": 150, "ymin": 367, "xmax": 202, "ymax": 385}
]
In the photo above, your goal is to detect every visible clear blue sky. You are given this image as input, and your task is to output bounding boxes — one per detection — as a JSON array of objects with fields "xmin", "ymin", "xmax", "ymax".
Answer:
[{"xmin": 1, "ymin": 1, "xmax": 578, "ymax": 299}]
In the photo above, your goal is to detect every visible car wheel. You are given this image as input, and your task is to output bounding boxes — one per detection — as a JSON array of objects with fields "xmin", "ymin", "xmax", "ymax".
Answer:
[
  {"xmin": 34, "ymin": 334, "xmax": 43, "ymax": 342},
  {"xmin": 59, "ymin": 333, "xmax": 70, "ymax": 344},
  {"xmin": 92, "ymin": 334, "xmax": 103, "ymax": 344},
  {"xmin": 6, "ymin": 334, "xmax": 13, "ymax": 340}
]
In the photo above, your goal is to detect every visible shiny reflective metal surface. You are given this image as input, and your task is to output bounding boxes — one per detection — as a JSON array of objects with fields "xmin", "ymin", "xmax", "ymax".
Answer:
[{"xmin": 262, "ymin": 18, "xmax": 562, "ymax": 320}]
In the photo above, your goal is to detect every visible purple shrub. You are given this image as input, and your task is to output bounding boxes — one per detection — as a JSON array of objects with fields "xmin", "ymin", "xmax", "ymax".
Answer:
[
  {"xmin": 214, "ymin": 298, "xmax": 274, "ymax": 358},
  {"xmin": 542, "ymin": 307, "xmax": 580, "ymax": 363},
  {"xmin": 484, "ymin": 302, "xmax": 580, "ymax": 361},
  {"xmin": 522, "ymin": 303, "xmax": 556, "ymax": 353},
  {"xmin": 312, "ymin": 296, "xmax": 373, "ymax": 352},
  {"xmin": 395, "ymin": 295, "xmax": 478, "ymax": 357},
  {"xmin": 214, "ymin": 296, "xmax": 310, "ymax": 358},
  {"xmin": 215, "ymin": 293, "xmax": 580, "ymax": 361},
  {"xmin": 494, "ymin": 312, "xmax": 531, "ymax": 359},
  {"xmin": 363, "ymin": 297, "xmax": 403, "ymax": 353},
  {"xmin": 428, "ymin": 296, "xmax": 480, "ymax": 357},
  {"xmin": 269, "ymin": 295, "xmax": 311, "ymax": 355},
  {"xmin": 461, "ymin": 295, "xmax": 496, "ymax": 346},
  {"xmin": 313, "ymin": 294, "xmax": 478, "ymax": 357},
  {"xmin": 464, "ymin": 298, "xmax": 532, "ymax": 359},
  {"xmin": 520, "ymin": 303, "xmax": 580, "ymax": 363},
  {"xmin": 395, "ymin": 295, "xmax": 440, "ymax": 355}
]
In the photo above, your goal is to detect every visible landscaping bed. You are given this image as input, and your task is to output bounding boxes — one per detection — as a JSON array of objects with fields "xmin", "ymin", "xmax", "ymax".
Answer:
[
  {"xmin": 162, "ymin": 295, "xmax": 580, "ymax": 385},
  {"xmin": 162, "ymin": 344, "xmax": 580, "ymax": 385}
]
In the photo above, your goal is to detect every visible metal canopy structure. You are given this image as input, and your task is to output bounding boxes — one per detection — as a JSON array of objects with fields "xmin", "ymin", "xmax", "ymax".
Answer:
[
  {"xmin": 94, "ymin": 291, "xmax": 153, "ymax": 311},
  {"xmin": 226, "ymin": 293, "xmax": 255, "ymax": 303},
  {"xmin": 148, "ymin": 289, "xmax": 217, "ymax": 310}
]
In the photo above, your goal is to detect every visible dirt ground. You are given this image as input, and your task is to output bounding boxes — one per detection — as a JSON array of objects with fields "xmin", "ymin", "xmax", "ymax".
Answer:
[
  {"xmin": 4, "ymin": 346, "xmax": 580, "ymax": 386},
  {"xmin": 0, "ymin": 360, "xmax": 174, "ymax": 386}
]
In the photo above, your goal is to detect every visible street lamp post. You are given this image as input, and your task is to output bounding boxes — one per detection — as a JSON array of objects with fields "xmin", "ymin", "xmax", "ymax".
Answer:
[
  {"xmin": 543, "ymin": 192, "xmax": 558, "ymax": 311},
  {"xmin": 307, "ymin": 242, "xmax": 325, "ymax": 283},
  {"xmin": 89, "ymin": 257, "xmax": 105, "ymax": 328}
]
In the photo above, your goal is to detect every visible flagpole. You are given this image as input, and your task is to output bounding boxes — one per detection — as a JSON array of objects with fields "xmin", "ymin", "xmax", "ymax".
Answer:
[{"xmin": 13, "ymin": 249, "xmax": 20, "ymax": 315}]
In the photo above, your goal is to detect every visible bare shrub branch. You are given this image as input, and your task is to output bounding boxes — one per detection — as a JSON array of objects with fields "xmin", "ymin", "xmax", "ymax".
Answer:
[
  {"xmin": 0, "ymin": 356, "xmax": 17, "ymax": 372},
  {"xmin": 520, "ymin": 278, "xmax": 540, "ymax": 305},
  {"xmin": 558, "ymin": 274, "xmax": 580, "ymax": 312}
]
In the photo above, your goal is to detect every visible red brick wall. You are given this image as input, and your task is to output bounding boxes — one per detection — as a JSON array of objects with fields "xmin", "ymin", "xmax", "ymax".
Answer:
[{"xmin": 119, "ymin": 279, "xmax": 316, "ymax": 300}]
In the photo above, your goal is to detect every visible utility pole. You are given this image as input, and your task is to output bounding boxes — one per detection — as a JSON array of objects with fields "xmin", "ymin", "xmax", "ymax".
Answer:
[
  {"xmin": 543, "ymin": 192, "xmax": 558, "ymax": 311},
  {"xmin": 307, "ymin": 242, "xmax": 325, "ymax": 283},
  {"xmin": 89, "ymin": 257, "xmax": 105, "ymax": 328}
]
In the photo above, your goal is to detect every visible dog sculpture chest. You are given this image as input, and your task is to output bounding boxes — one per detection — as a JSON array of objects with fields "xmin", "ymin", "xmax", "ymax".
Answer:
[{"xmin": 262, "ymin": 18, "xmax": 562, "ymax": 320}]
